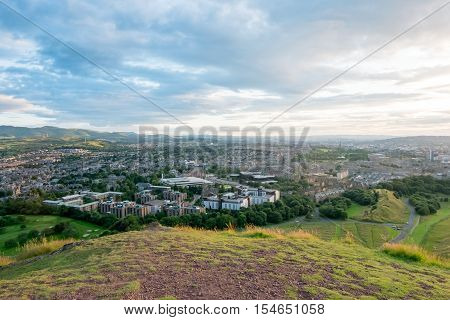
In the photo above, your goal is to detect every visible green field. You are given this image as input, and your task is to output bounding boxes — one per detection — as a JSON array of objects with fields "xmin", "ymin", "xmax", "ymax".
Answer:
[
  {"xmin": 0, "ymin": 228, "xmax": 448, "ymax": 299},
  {"xmin": 407, "ymin": 202, "xmax": 450, "ymax": 258},
  {"xmin": 268, "ymin": 218, "xmax": 398, "ymax": 248},
  {"xmin": 346, "ymin": 203, "xmax": 369, "ymax": 219},
  {"xmin": 0, "ymin": 215, "xmax": 107, "ymax": 256}
]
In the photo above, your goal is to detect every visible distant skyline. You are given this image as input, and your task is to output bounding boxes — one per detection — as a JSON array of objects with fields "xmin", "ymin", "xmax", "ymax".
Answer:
[{"xmin": 0, "ymin": 0, "xmax": 450, "ymax": 135}]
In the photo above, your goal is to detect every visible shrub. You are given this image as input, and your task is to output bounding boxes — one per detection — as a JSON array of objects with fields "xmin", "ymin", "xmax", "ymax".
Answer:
[
  {"xmin": 16, "ymin": 238, "xmax": 75, "ymax": 261},
  {"xmin": 4, "ymin": 239, "xmax": 18, "ymax": 249},
  {"xmin": 0, "ymin": 255, "xmax": 14, "ymax": 267},
  {"xmin": 382, "ymin": 243, "xmax": 449, "ymax": 268}
]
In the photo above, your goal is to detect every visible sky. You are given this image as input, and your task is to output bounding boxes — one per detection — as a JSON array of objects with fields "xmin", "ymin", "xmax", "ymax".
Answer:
[{"xmin": 0, "ymin": 0, "xmax": 449, "ymax": 136}]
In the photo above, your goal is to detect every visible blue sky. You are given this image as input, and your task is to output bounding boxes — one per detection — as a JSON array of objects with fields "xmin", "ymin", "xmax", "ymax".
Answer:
[{"xmin": 0, "ymin": 0, "xmax": 449, "ymax": 135}]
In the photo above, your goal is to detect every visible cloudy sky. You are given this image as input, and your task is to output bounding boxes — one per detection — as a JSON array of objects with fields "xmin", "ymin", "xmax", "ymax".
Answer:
[{"xmin": 0, "ymin": 0, "xmax": 449, "ymax": 136}]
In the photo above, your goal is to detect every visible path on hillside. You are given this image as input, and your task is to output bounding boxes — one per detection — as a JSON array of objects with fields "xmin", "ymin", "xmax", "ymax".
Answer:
[{"xmin": 389, "ymin": 199, "xmax": 418, "ymax": 243}]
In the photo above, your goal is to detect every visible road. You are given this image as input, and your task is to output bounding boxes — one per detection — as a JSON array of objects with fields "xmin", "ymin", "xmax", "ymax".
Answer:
[{"xmin": 389, "ymin": 199, "xmax": 418, "ymax": 243}]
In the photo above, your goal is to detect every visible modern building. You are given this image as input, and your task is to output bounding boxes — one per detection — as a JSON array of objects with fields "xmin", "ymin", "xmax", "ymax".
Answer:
[{"xmin": 160, "ymin": 176, "xmax": 213, "ymax": 187}]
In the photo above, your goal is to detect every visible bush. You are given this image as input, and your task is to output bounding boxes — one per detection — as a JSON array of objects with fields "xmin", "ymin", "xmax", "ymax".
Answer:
[
  {"xmin": 382, "ymin": 243, "xmax": 449, "ymax": 268},
  {"xmin": 343, "ymin": 189, "xmax": 378, "ymax": 205},
  {"xmin": 4, "ymin": 239, "xmax": 18, "ymax": 249},
  {"xmin": 0, "ymin": 255, "xmax": 14, "ymax": 266},
  {"xmin": 16, "ymin": 238, "xmax": 75, "ymax": 261}
]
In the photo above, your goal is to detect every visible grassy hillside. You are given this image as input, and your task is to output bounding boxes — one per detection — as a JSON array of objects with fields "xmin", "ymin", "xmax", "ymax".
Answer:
[
  {"xmin": 0, "ymin": 215, "xmax": 107, "ymax": 255},
  {"xmin": 0, "ymin": 228, "xmax": 448, "ymax": 299},
  {"xmin": 267, "ymin": 219, "xmax": 398, "ymax": 248},
  {"xmin": 407, "ymin": 202, "xmax": 450, "ymax": 258},
  {"xmin": 357, "ymin": 189, "xmax": 409, "ymax": 223}
]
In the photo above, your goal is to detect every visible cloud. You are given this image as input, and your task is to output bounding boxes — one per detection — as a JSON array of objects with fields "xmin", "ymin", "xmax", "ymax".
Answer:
[
  {"xmin": 0, "ymin": 0, "xmax": 449, "ymax": 135},
  {"xmin": 0, "ymin": 94, "xmax": 56, "ymax": 116}
]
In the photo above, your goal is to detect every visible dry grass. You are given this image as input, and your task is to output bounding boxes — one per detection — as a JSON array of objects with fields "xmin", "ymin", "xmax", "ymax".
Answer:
[
  {"xmin": 382, "ymin": 243, "xmax": 449, "ymax": 268},
  {"xmin": 16, "ymin": 238, "xmax": 75, "ymax": 261},
  {"xmin": 240, "ymin": 226, "xmax": 284, "ymax": 239},
  {"xmin": 287, "ymin": 229, "xmax": 318, "ymax": 240},
  {"xmin": 175, "ymin": 225, "xmax": 317, "ymax": 241},
  {"xmin": 0, "ymin": 255, "xmax": 14, "ymax": 267}
]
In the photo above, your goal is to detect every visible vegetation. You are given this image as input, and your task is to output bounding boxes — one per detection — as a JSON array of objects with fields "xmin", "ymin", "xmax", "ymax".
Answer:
[
  {"xmin": 382, "ymin": 243, "xmax": 448, "ymax": 268},
  {"xmin": 155, "ymin": 194, "xmax": 315, "ymax": 230},
  {"xmin": 379, "ymin": 175, "xmax": 450, "ymax": 196},
  {"xmin": 319, "ymin": 197, "xmax": 351, "ymax": 220},
  {"xmin": 269, "ymin": 219, "xmax": 398, "ymax": 248},
  {"xmin": 409, "ymin": 193, "xmax": 441, "ymax": 216},
  {"xmin": 407, "ymin": 202, "xmax": 450, "ymax": 258},
  {"xmin": 306, "ymin": 147, "xmax": 369, "ymax": 161},
  {"xmin": 343, "ymin": 189, "xmax": 378, "ymax": 205},
  {"xmin": 0, "ymin": 215, "xmax": 107, "ymax": 255},
  {"xmin": 354, "ymin": 189, "xmax": 409, "ymax": 223},
  {"xmin": 0, "ymin": 228, "xmax": 448, "ymax": 299},
  {"xmin": 15, "ymin": 238, "xmax": 75, "ymax": 261}
]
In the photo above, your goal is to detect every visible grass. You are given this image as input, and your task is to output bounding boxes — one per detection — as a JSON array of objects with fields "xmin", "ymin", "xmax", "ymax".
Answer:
[
  {"xmin": 0, "ymin": 255, "xmax": 14, "ymax": 267},
  {"xmin": 16, "ymin": 238, "xmax": 75, "ymax": 261},
  {"xmin": 346, "ymin": 203, "xmax": 369, "ymax": 219},
  {"xmin": 0, "ymin": 215, "xmax": 106, "ymax": 256},
  {"xmin": 357, "ymin": 189, "xmax": 409, "ymax": 223},
  {"xmin": 269, "ymin": 219, "xmax": 398, "ymax": 248},
  {"xmin": 382, "ymin": 243, "xmax": 449, "ymax": 269},
  {"xmin": 0, "ymin": 228, "xmax": 448, "ymax": 299},
  {"xmin": 407, "ymin": 202, "xmax": 450, "ymax": 258}
]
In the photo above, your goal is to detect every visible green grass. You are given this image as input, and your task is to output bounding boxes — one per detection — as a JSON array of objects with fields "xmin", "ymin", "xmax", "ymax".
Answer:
[
  {"xmin": 0, "ymin": 215, "xmax": 106, "ymax": 256},
  {"xmin": 407, "ymin": 202, "xmax": 450, "ymax": 258},
  {"xmin": 382, "ymin": 243, "xmax": 448, "ymax": 268},
  {"xmin": 0, "ymin": 228, "xmax": 448, "ymax": 299},
  {"xmin": 268, "ymin": 219, "xmax": 398, "ymax": 248},
  {"xmin": 346, "ymin": 203, "xmax": 369, "ymax": 219},
  {"xmin": 356, "ymin": 189, "xmax": 409, "ymax": 223}
]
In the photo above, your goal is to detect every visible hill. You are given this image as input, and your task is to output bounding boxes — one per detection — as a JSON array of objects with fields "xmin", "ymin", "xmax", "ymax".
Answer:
[
  {"xmin": 0, "ymin": 126, "xmax": 137, "ymax": 143},
  {"xmin": 0, "ymin": 228, "xmax": 448, "ymax": 299},
  {"xmin": 357, "ymin": 189, "xmax": 409, "ymax": 223}
]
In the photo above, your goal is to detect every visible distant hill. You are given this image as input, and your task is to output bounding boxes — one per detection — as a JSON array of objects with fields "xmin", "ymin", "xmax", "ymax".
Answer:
[
  {"xmin": 374, "ymin": 136, "xmax": 450, "ymax": 147},
  {"xmin": 0, "ymin": 228, "xmax": 448, "ymax": 299},
  {"xmin": 0, "ymin": 126, "xmax": 137, "ymax": 143}
]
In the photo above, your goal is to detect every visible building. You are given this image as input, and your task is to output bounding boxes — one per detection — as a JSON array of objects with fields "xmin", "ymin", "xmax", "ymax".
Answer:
[
  {"xmin": 160, "ymin": 176, "xmax": 213, "ymax": 187},
  {"xmin": 203, "ymin": 196, "xmax": 221, "ymax": 210},
  {"xmin": 135, "ymin": 190, "xmax": 157, "ymax": 204},
  {"xmin": 163, "ymin": 190, "xmax": 187, "ymax": 203}
]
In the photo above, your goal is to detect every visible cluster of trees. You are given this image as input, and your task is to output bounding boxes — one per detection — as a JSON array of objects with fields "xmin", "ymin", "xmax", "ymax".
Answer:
[
  {"xmin": 378, "ymin": 176, "xmax": 450, "ymax": 196},
  {"xmin": 0, "ymin": 215, "xmax": 26, "ymax": 228},
  {"xmin": 0, "ymin": 189, "xmax": 13, "ymax": 197},
  {"xmin": 342, "ymin": 189, "xmax": 379, "ymax": 205},
  {"xmin": 409, "ymin": 193, "xmax": 442, "ymax": 216},
  {"xmin": 319, "ymin": 197, "xmax": 351, "ymax": 220},
  {"xmin": 156, "ymin": 194, "xmax": 314, "ymax": 230}
]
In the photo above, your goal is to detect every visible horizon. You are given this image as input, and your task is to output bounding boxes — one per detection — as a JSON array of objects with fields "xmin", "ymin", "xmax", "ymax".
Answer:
[{"xmin": 2, "ymin": 124, "xmax": 450, "ymax": 139}]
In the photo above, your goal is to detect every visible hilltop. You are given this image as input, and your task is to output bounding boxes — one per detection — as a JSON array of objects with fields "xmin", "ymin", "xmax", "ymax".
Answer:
[
  {"xmin": 358, "ymin": 189, "xmax": 409, "ymax": 223},
  {"xmin": 0, "ymin": 228, "xmax": 448, "ymax": 299}
]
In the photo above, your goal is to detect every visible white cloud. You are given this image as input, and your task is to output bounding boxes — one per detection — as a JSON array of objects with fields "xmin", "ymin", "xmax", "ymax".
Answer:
[{"xmin": 0, "ymin": 94, "xmax": 56, "ymax": 116}]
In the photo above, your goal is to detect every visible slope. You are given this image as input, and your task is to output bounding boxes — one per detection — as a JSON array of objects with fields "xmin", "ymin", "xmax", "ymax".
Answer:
[{"xmin": 0, "ymin": 228, "xmax": 448, "ymax": 300}]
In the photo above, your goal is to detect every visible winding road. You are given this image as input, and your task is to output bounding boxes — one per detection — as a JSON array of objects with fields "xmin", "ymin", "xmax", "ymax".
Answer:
[{"xmin": 389, "ymin": 199, "xmax": 418, "ymax": 243}]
